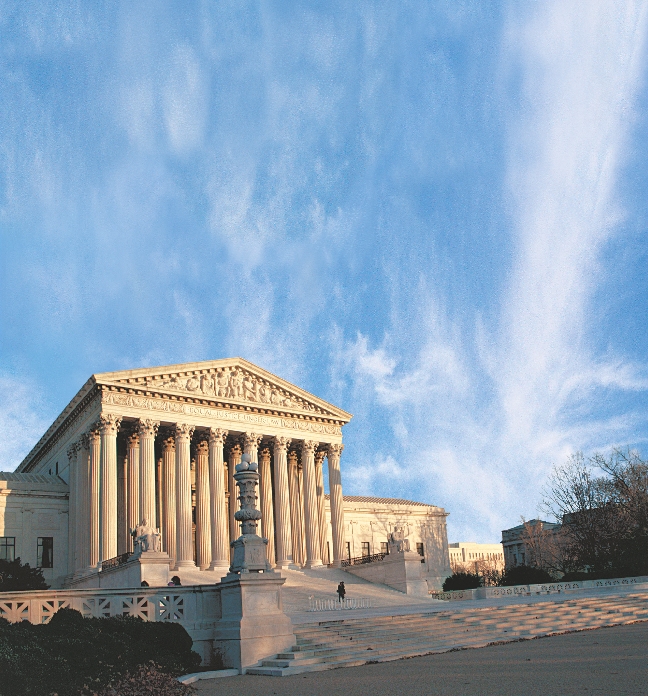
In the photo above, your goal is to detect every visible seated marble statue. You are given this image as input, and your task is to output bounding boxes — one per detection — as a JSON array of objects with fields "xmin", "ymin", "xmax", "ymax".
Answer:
[
  {"xmin": 131, "ymin": 518, "xmax": 160, "ymax": 555},
  {"xmin": 388, "ymin": 526, "xmax": 410, "ymax": 553}
]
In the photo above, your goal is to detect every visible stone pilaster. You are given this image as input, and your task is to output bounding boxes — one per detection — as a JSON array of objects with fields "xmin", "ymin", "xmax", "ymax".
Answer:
[
  {"xmin": 77, "ymin": 435, "xmax": 90, "ymax": 572},
  {"xmin": 98, "ymin": 414, "xmax": 122, "ymax": 563},
  {"xmin": 208, "ymin": 428, "xmax": 230, "ymax": 570},
  {"xmin": 161, "ymin": 435, "xmax": 177, "ymax": 564},
  {"xmin": 126, "ymin": 431, "xmax": 140, "ymax": 547},
  {"xmin": 287, "ymin": 449, "xmax": 303, "ymax": 566},
  {"xmin": 194, "ymin": 438, "xmax": 211, "ymax": 570},
  {"xmin": 137, "ymin": 419, "xmax": 159, "ymax": 528},
  {"xmin": 228, "ymin": 443, "xmax": 242, "ymax": 550},
  {"xmin": 327, "ymin": 443, "xmax": 345, "ymax": 568},
  {"xmin": 301, "ymin": 440, "xmax": 322, "ymax": 568},
  {"xmin": 315, "ymin": 448, "xmax": 329, "ymax": 564},
  {"xmin": 272, "ymin": 437, "xmax": 293, "ymax": 569},
  {"xmin": 259, "ymin": 446, "xmax": 275, "ymax": 565},
  {"xmin": 66, "ymin": 443, "xmax": 79, "ymax": 575},
  {"xmin": 175, "ymin": 423, "xmax": 196, "ymax": 568}
]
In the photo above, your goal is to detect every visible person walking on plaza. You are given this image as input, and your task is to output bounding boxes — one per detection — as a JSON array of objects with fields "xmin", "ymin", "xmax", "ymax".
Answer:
[{"xmin": 337, "ymin": 581, "xmax": 346, "ymax": 603}]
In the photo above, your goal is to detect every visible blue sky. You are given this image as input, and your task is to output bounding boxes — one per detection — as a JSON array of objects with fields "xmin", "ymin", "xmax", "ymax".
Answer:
[{"xmin": 2, "ymin": 1, "xmax": 648, "ymax": 542}]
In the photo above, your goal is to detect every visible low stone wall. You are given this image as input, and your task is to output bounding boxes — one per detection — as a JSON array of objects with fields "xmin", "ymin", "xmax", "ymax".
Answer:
[
  {"xmin": 431, "ymin": 575, "xmax": 648, "ymax": 601},
  {"xmin": 0, "ymin": 574, "xmax": 295, "ymax": 673}
]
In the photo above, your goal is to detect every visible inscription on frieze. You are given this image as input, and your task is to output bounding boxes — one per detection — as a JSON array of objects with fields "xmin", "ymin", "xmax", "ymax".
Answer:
[{"xmin": 101, "ymin": 392, "xmax": 342, "ymax": 435}]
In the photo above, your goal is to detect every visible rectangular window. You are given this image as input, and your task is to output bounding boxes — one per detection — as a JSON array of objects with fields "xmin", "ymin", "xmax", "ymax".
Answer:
[
  {"xmin": 416, "ymin": 543, "xmax": 424, "ymax": 557},
  {"xmin": 346, "ymin": 542, "xmax": 351, "ymax": 561},
  {"xmin": 0, "ymin": 537, "xmax": 15, "ymax": 562},
  {"xmin": 37, "ymin": 537, "xmax": 53, "ymax": 568},
  {"xmin": 380, "ymin": 542, "xmax": 388, "ymax": 555},
  {"xmin": 361, "ymin": 542, "xmax": 370, "ymax": 557}
]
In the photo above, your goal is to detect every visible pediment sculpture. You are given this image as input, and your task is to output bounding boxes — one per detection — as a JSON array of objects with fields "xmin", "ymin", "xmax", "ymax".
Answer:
[{"xmin": 136, "ymin": 367, "xmax": 324, "ymax": 414}]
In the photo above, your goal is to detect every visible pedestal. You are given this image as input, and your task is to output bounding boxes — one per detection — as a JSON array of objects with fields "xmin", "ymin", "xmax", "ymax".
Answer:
[{"xmin": 213, "ymin": 572, "xmax": 295, "ymax": 672}]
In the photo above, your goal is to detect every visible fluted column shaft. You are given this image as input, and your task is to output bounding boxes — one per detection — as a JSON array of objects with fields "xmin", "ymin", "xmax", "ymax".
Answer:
[
  {"xmin": 88, "ymin": 428, "xmax": 101, "ymax": 569},
  {"xmin": 327, "ymin": 443, "xmax": 345, "ymax": 567},
  {"xmin": 315, "ymin": 449, "xmax": 329, "ymax": 564},
  {"xmin": 138, "ymin": 419, "xmax": 159, "ymax": 527},
  {"xmin": 208, "ymin": 428, "xmax": 229, "ymax": 570},
  {"xmin": 99, "ymin": 414, "xmax": 121, "ymax": 563},
  {"xmin": 288, "ymin": 450, "xmax": 303, "ymax": 566},
  {"xmin": 301, "ymin": 440, "xmax": 322, "ymax": 568},
  {"xmin": 162, "ymin": 435, "xmax": 177, "ymax": 563},
  {"xmin": 175, "ymin": 423, "xmax": 195, "ymax": 568},
  {"xmin": 78, "ymin": 436, "xmax": 90, "ymax": 572},
  {"xmin": 259, "ymin": 446, "xmax": 275, "ymax": 565},
  {"xmin": 195, "ymin": 439, "xmax": 211, "ymax": 569},
  {"xmin": 117, "ymin": 454, "xmax": 128, "ymax": 555},
  {"xmin": 66, "ymin": 444, "xmax": 78, "ymax": 575},
  {"xmin": 228, "ymin": 444, "xmax": 242, "ymax": 547},
  {"xmin": 126, "ymin": 432, "xmax": 140, "ymax": 545},
  {"xmin": 272, "ymin": 437, "xmax": 293, "ymax": 568}
]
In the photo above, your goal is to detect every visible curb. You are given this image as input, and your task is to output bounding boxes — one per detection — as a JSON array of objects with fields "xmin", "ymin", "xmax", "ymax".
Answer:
[{"xmin": 177, "ymin": 669, "xmax": 239, "ymax": 684}]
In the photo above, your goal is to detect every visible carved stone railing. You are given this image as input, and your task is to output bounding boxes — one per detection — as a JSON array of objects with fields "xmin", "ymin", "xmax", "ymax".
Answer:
[
  {"xmin": 341, "ymin": 552, "xmax": 387, "ymax": 567},
  {"xmin": 430, "ymin": 574, "xmax": 648, "ymax": 602}
]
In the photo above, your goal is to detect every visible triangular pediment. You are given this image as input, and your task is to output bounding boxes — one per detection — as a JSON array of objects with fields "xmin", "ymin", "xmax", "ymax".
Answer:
[{"xmin": 93, "ymin": 358, "xmax": 351, "ymax": 422}]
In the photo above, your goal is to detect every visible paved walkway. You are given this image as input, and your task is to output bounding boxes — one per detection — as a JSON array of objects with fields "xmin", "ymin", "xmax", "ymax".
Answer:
[{"xmin": 193, "ymin": 621, "xmax": 648, "ymax": 696}]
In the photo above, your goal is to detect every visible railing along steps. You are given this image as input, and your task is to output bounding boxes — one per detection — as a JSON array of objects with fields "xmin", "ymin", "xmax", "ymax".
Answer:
[{"xmin": 246, "ymin": 591, "xmax": 648, "ymax": 676}]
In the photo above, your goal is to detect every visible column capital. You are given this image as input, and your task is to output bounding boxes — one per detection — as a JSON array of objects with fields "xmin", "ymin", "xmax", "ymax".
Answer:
[
  {"xmin": 88, "ymin": 427, "xmax": 101, "ymax": 445},
  {"xmin": 98, "ymin": 414, "xmax": 122, "ymax": 436},
  {"xmin": 229, "ymin": 442, "xmax": 243, "ymax": 457},
  {"xmin": 243, "ymin": 432, "xmax": 262, "ymax": 448},
  {"xmin": 208, "ymin": 427, "xmax": 228, "ymax": 445},
  {"xmin": 259, "ymin": 445, "xmax": 271, "ymax": 460},
  {"xmin": 175, "ymin": 423, "xmax": 195, "ymax": 441},
  {"xmin": 127, "ymin": 431, "xmax": 140, "ymax": 448},
  {"xmin": 327, "ymin": 443, "xmax": 344, "ymax": 458},
  {"xmin": 137, "ymin": 419, "xmax": 159, "ymax": 439},
  {"xmin": 301, "ymin": 440, "xmax": 317, "ymax": 455},
  {"xmin": 314, "ymin": 449, "xmax": 326, "ymax": 466},
  {"xmin": 273, "ymin": 436, "xmax": 291, "ymax": 453},
  {"xmin": 196, "ymin": 439, "xmax": 209, "ymax": 455},
  {"xmin": 67, "ymin": 442, "xmax": 80, "ymax": 460}
]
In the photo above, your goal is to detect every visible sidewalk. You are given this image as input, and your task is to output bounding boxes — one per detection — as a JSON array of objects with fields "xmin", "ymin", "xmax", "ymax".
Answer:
[{"xmin": 193, "ymin": 620, "xmax": 648, "ymax": 696}]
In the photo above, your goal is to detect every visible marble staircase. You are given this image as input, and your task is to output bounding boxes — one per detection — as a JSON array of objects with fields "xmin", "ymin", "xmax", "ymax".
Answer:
[{"xmin": 246, "ymin": 590, "xmax": 648, "ymax": 676}]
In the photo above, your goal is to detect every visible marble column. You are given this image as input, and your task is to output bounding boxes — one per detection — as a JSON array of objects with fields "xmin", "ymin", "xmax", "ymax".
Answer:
[
  {"xmin": 208, "ymin": 428, "xmax": 229, "ymax": 570},
  {"xmin": 287, "ymin": 449, "xmax": 304, "ymax": 566},
  {"xmin": 138, "ymin": 419, "xmax": 159, "ymax": 527},
  {"xmin": 156, "ymin": 457, "xmax": 163, "ymax": 531},
  {"xmin": 175, "ymin": 423, "xmax": 195, "ymax": 568},
  {"xmin": 77, "ymin": 435, "xmax": 90, "ymax": 572},
  {"xmin": 243, "ymin": 432, "xmax": 262, "ymax": 461},
  {"xmin": 315, "ymin": 448, "xmax": 329, "ymax": 564},
  {"xmin": 301, "ymin": 440, "xmax": 322, "ymax": 568},
  {"xmin": 259, "ymin": 446, "xmax": 275, "ymax": 565},
  {"xmin": 66, "ymin": 443, "xmax": 78, "ymax": 575},
  {"xmin": 228, "ymin": 443, "xmax": 242, "ymax": 546},
  {"xmin": 159, "ymin": 435, "xmax": 175, "ymax": 562},
  {"xmin": 327, "ymin": 443, "xmax": 345, "ymax": 568},
  {"xmin": 194, "ymin": 438, "xmax": 211, "ymax": 570},
  {"xmin": 88, "ymin": 428, "xmax": 101, "ymax": 570},
  {"xmin": 126, "ymin": 431, "xmax": 140, "ymax": 547},
  {"xmin": 98, "ymin": 414, "xmax": 121, "ymax": 563},
  {"xmin": 272, "ymin": 437, "xmax": 293, "ymax": 569},
  {"xmin": 117, "ymin": 453, "xmax": 128, "ymax": 555}
]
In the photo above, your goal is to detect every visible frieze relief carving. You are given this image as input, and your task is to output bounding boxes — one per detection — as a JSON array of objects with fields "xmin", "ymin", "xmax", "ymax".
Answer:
[
  {"xmin": 112, "ymin": 367, "xmax": 325, "ymax": 415},
  {"xmin": 101, "ymin": 392, "xmax": 342, "ymax": 436}
]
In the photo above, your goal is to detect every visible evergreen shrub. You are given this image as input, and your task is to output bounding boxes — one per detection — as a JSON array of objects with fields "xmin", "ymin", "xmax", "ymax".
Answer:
[
  {"xmin": 442, "ymin": 572, "xmax": 482, "ymax": 591},
  {"xmin": 0, "ymin": 608, "xmax": 201, "ymax": 696}
]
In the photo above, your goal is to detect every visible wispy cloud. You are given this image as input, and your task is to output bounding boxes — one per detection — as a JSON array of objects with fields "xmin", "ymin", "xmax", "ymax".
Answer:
[{"xmin": 337, "ymin": 0, "xmax": 648, "ymax": 541}]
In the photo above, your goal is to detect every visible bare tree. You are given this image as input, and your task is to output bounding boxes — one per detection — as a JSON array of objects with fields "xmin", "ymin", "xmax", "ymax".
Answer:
[{"xmin": 542, "ymin": 449, "xmax": 648, "ymax": 576}]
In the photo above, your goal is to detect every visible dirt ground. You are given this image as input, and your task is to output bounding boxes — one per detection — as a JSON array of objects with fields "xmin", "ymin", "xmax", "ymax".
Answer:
[{"xmin": 193, "ymin": 621, "xmax": 648, "ymax": 696}]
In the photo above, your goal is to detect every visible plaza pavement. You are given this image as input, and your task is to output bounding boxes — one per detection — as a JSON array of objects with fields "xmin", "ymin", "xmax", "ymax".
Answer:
[{"xmin": 193, "ymin": 621, "xmax": 648, "ymax": 696}]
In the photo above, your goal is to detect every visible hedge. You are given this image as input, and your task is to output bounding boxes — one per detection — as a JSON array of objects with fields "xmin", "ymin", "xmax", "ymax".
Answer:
[{"xmin": 0, "ymin": 608, "xmax": 201, "ymax": 696}]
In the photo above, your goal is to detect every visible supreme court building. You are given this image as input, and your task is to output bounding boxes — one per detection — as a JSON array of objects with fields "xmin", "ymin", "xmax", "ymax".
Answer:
[{"xmin": 5, "ymin": 359, "xmax": 451, "ymax": 589}]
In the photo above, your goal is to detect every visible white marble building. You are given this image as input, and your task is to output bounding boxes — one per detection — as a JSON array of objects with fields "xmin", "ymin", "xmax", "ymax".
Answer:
[{"xmin": 3, "ymin": 359, "xmax": 451, "ymax": 589}]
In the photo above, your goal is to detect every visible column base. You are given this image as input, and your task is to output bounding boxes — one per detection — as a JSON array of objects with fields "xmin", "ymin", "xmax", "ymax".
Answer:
[
  {"xmin": 175, "ymin": 560, "xmax": 197, "ymax": 569},
  {"xmin": 304, "ymin": 559, "xmax": 323, "ymax": 569},
  {"xmin": 207, "ymin": 560, "xmax": 230, "ymax": 571}
]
